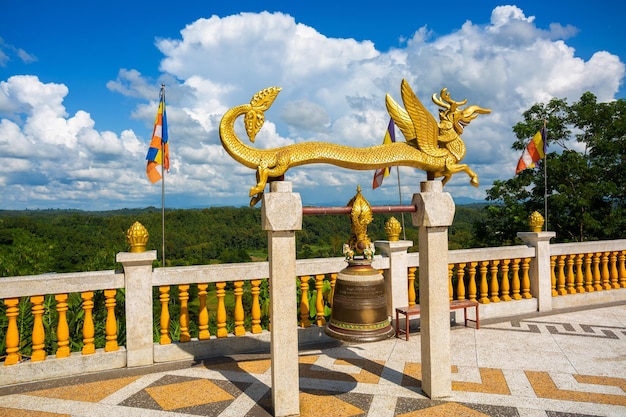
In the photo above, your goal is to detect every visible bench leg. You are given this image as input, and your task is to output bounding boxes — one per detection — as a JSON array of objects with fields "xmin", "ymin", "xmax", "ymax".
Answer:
[
  {"xmin": 395, "ymin": 310, "xmax": 400, "ymax": 339},
  {"xmin": 405, "ymin": 312, "xmax": 410, "ymax": 341}
]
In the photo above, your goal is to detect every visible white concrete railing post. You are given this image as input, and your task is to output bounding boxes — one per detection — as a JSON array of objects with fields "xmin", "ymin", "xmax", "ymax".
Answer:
[
  {"xmin": 517, "ymin": 231, "xmax": 556, "ymax": 312},
  {"xmin": 375, "ymin": 240, "xmax": 413, "ymax": 320},
  {"xmin": 262, "ymin": 181, "xmax": 302, "ymax": 417},
  {"xmin": 412, "ymin": 181, "xmax": 455, "ymax": 399},
  {"xmin": 116, "ymin": 250, "xmax": 157, "ymax": 367}
]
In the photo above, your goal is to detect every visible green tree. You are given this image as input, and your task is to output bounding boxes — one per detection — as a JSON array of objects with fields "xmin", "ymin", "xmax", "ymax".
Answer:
[{"xmin": 476, "ymin": 92, "xmax": 626, "ymax": 245}]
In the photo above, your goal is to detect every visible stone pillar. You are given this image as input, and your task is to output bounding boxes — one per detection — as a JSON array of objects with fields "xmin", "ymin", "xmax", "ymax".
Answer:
[
  {"xmin": 517, "ymin": 231, "xmax": 556, "ymax": 312},
  {"xmin": 262, "ymin": 181, "xmax": 302, "ymax": 417},
  {"xmin": 116, "ymin": 250, "xmax": 157, "ymax": 367},
  {"xmin": 375, "ymin": 240, "xmax": 413, "ymax": 319},
  {"xmin": 412, "ymin": 181, "xmax": 454, "ymax": 399}
]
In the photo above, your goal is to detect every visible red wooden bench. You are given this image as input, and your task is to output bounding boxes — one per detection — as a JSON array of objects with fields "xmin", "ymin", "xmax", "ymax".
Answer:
[{"xmin": 395, "ymin": 299, "xmax": 480, "ymax": 341}]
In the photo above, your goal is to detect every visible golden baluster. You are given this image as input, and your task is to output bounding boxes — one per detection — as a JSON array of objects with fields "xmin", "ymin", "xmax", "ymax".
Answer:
[
  {"xmin": 315, "ymin": 274, "xmax": 327, "ymax": 326},
  {"xmin": 4, "ymin": 298, "xmax": 21, "ymax": 365},
  {"xmin": 521, "ymin": 258, "xmax": 532, "ymax": 299},
  {"xmin": 619, "ymin": 250, "xmax": 626, "ymax": 288},
  {"xmin": 448, "ymin": 264, "xmax": 455, "ymax": 301},
  {"xmin": 550, "ymin": 256, "xmax": 557, "ymax": 296},
  {"xmin": 81, "ymin": 291, "xmax": 95, "ymax": 355},
  {"xmin": 407, "ymin": 267, "xmax": 417, "ymax": 305},
  {"xmin": 197, "ymin": 283, "xmax": 210, "ymax": 340},
  {"xmin": 593, "ymin": 252, "xmax": 602, "ymax": 291},
  {"xmin": 500, "ymin": 259, "xmax": 511, "ymax": 301},
  {"xmin": 299, "ymin": 276, "xmax": 311, "ymax": 328},
  {"xmin": 566, "ymin": 254, "xmax": 576, "ymax": 294},
  {"xmin": 456, "ymin": 263, "xmax": 467, "ymax": 300},
  {"xmin": 30, "ymin": 295, "xmax": 46, "ymax": 362},
  {"xmin": 556, "ymin": 255, "xmax": 566, "ymax": 295},
  {"xmin": 178, "ymin": 285, "xmax": 191, "ymax": 342},
  {"xmin": 216, "ymin": 282, "xmax": 228, "ymax": 338},
  {"xmin": 250, "ymin": 280, "xmax": 262, "ymax": 334},
  {"xmin": 575, "ymin": 254, "xmax": 585, "ymax": 293},
  {"xmin": 104, "ymin": 289, "xmax": 119, "ymax": 352},
  {"xmin": 479, "ymin": 261, "xmax": 490, "ymax": 304},
  {"xmin": 511, "ymin": 258, "xmax": 522, "ymax": 300},
  {"xmin": 489, "ymin": 260, "xmax": 500, "ymax": 303},
  {"xmin": 610, "ymin": 252, "xmax": 620, "ymax": 289},
  {"xmin": 55, "ymin": 293, "xmax": 70, "ymax": 358},
  {"xmin": 329, "ymin": 273, "xmax": 337, "ymax": 308},
  {"xmin": 585, "ymin": 253, "xmax": 594, "ymax": 292},
  {"xmin": 159, "ymin": 285, "xmax": 171, "ymax": 344},
  {"xmin": 468, "ymin": 262, "xmax": 478, "ymax": 302},
  {"xmin": 601, "ymin": 252, "xmax": 611, "ymax": 290},
  {"xmin": 233, "ymin": 280, "xmax": 245, "ymax": 336}
]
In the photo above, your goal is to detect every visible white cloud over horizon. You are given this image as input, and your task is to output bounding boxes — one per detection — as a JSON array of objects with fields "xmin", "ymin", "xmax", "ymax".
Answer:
[{"xmin": 0, "ymin": 6, "xmax": 624, "ymax": 210}]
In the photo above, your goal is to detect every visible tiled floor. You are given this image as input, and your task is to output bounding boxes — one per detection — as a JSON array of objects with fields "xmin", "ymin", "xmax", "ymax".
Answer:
[{"xmin": 0, "ymin": 303, "xmax": 625, "ymax": 417}]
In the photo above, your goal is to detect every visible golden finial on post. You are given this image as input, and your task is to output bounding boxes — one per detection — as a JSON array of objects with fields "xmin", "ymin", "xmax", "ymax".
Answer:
[
  {"xmin": 528, "ymin": 211, "xmax": 545, "ymax": 232},
  {"xmin": 126, "ymin": 222, "xmax": 149, "ymax": 252},
  {"xmin": 384, "ymin": 217, "xmax": 402, "ymax": 241}
]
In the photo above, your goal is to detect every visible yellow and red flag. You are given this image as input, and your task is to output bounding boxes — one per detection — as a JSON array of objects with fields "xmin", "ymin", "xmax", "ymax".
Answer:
[
  {"xmin": 146, "ymin": 90, "xmax": 169, "ymax": 183},
  {"xmin": 516, "ymin": 127, "xmax": 546, "ymax": 174}
]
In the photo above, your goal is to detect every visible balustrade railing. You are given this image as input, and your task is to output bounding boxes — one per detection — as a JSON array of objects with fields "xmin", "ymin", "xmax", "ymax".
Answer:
[{"xmin": 1, "ymin": 238, "xmax": 626, "ymax": 386}]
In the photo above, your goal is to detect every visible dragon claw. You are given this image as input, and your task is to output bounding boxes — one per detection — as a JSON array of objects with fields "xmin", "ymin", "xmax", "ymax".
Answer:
[{"xmin": 250, "ymin": 192, "xmax": 263, "ymax": 207}]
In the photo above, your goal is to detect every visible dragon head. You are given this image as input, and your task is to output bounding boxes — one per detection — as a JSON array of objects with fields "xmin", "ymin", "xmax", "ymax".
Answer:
[{"xmin": 433, "ymin": 89, "xmax": 491, "ymax": 135}]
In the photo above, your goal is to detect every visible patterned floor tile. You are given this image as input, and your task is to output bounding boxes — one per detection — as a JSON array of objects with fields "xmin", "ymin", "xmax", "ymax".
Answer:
[
  {"xmin": 27, "ymin": 376, "xmax": 142, "ymax": 402},
  {"xmin": 146, "ymin": 379, "xmax": 234, "ymax": 410},
  {"xmin": 208, "ymin": 358, "xmax": 272, "ymax": 374},
  {"xmin": 119, "ymin": 375, "xmax": 252, "ymax": 415},
  {"xmin": 452, "ymin": 368, "xmax": 511, "ymax": 395},
  {"xmin": 395, "ymin": 398, "xmax": 517, "ymax": 417},
  {"xmin": 0, "ymin": 409, "xmax": 70, "ymax": 417},
  {"xmin": 300, "ymin": 390, "xmax": 369, "ymax": 417},
  {"xmin": 526, "ymin": 371, "xmax": 626, "ymax": 406}
]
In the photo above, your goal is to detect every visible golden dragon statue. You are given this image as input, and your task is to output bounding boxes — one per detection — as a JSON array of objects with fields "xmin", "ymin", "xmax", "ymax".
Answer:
[{"xmin": 219, "ymin": 79, "xmax": 491, "ymax": 206}]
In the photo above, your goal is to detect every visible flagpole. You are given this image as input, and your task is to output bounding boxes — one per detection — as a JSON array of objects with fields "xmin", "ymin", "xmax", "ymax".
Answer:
[
  {"xmin": 395, "ymin": 167, "xmax": 406, "ymax": 240},
  {"xmin": 160, "ymin": 84, "xmax": 166, "ymax": 266},
  {"xmin": 543, "ymin": 119, "xmax": 548, "ymax": 231}
]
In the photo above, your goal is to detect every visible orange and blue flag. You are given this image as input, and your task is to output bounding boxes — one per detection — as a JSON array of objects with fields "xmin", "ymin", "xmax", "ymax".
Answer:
[
  {"xmin": 146, "ymin": 90, "xmax": 169, "ymax": 183},
  {"xmin": 515, "ymin": 127, "xmax": 546, "ymax": 174},
  {"xmin": 372, "ymin": 119, "xmax": 396, "ymax": 189}
]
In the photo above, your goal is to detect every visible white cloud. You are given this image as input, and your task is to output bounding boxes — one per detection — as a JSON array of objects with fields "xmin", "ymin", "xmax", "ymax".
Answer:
[{"xmin": 0, "ymin": 6, "xmax": 624, "ymax": 210}]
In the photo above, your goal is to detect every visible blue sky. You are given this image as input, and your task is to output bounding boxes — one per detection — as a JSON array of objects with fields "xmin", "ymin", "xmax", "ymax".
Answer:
[{"xmin": 1, "ymin": 1, "xmax": 625, "ymax": 210}]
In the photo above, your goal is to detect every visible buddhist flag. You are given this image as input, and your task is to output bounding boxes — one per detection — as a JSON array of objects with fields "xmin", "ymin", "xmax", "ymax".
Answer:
[
  {"xmin": 515, "ymin": 127, "xmax": 546, "ymax": 175},
  {"xmin": 146, "ymin": 89, "xmax": 169, "ymax": 183},
  {"xmin": 372, "ymin": 119, "xmax": 396, "ymax": 189}
]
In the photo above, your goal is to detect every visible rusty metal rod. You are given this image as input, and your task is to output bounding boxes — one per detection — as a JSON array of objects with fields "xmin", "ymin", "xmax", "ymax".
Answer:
[{"xmin": 302, "ymin": 205, "xmax": 416, "ymax": 215}]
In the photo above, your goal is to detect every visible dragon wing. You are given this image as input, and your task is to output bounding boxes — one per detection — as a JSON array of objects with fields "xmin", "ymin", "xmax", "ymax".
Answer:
[
  {"xmin": 389, "ymin": 79, "xmax": 447, "ymax": 158},
  {"xmin": 385, "ymin": 92, "xmax": 416, "ymax": 146}
]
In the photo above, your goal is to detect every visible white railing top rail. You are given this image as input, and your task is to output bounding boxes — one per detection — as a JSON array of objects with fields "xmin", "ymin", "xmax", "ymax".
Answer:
[
  {"xmin": 152, "ymin": 256, "xmax": 390, "ymax": 286},
  {"xmin": 406, "ymin": 245, "xmax": 536, "ymax": 268},
  {"xmin": 549, "ymin": 239, "xmax": 626, "ymax": 256},
  {"xmin": 0, "ymin": 270, "xmax": 123, "ymax": 299}
]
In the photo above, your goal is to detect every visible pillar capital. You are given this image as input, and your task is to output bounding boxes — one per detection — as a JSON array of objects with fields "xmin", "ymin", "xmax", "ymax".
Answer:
[
  {"xmin": 261, "ymin": 181, "xmax": 302, "ymax": 231},
  {"xmin": 374, "ymin": 240, "xmax": 413, "ymax": 256},
  {"xmin": 411, "ymin": 181, "xmax": 455, "ymax": 227},
  {"xmin": 116, "ymin": 250, "xmax": 157, "ymax": 266},
  {"xmin": 517, "ymin": 231, "xmax": 556, "ymax": 246}
]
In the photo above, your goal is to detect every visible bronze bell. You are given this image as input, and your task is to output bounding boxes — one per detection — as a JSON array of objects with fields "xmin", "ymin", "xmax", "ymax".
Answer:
[
  {"xmin": 325, "ymin": 186, "xmax": 395, "ymax": 343},
  {"xmin": 325, "ymin": 259, "xmax": 395, "ymax": 342}
]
